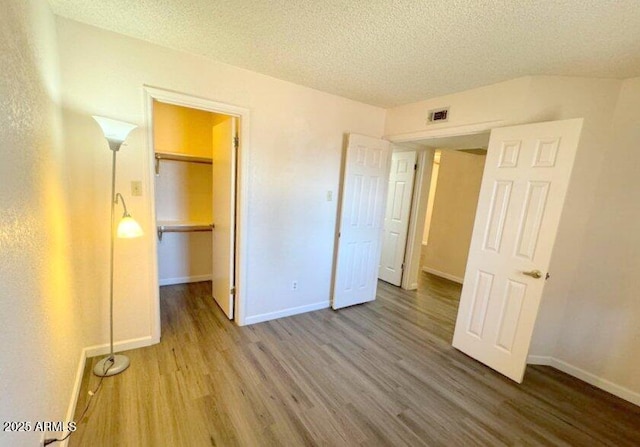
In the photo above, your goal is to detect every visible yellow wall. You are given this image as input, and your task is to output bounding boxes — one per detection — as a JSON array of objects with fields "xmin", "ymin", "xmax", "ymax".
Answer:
[
  {"xmin": 154, "ymin": 162, "xmax": 213, "ymax": 223},
  {"xmin": 153, "ymin": 101, "xmax": 215, "ymax": 223},
  {"xmin": 154, "ymin": 102, "xmax": 217, "ymax": 283},
  {"xmin": 422, "ymin": 150, "xmax": 486, "ymax": 281},
  {"xmin": 153, "ymin": 101, "xmax": 214, "ymax": 158},
  {"xmin": 422, "ymin": 150, "xmax": 441, "ymax": 244}
]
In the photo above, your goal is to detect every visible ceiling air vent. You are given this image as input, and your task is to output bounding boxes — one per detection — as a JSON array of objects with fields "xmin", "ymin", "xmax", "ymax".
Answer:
[{"xmin": 427, "ymin": 107, "xmax": 449, "ymax": 124}]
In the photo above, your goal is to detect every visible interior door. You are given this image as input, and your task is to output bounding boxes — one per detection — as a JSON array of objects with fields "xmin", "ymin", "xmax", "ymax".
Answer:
[
  {"xmin": 452, "ymin": 118, "xmax": 583, "ymax": 382},
  {"xmin": 332, "ymin": 134, "xmax": 391, "ymax": 309},
  {"xmin": 379, "ymin": 150, "xmax": 417, "ymax": 286},
  {"xmin": 211, "ymin": 115, "xmax": 236, "ymax": 319}
]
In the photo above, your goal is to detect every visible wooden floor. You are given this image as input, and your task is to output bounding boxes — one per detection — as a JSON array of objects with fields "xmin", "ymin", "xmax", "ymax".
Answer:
[{"xmin": 71, "ymin": 273, "xmax": 640, "ymax": 446}]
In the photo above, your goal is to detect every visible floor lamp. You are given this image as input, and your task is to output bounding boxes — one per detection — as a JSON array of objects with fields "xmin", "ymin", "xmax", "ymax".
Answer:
[{"xmin": 92, "ymin": 116, "xmax": 144, "ymax": 377}]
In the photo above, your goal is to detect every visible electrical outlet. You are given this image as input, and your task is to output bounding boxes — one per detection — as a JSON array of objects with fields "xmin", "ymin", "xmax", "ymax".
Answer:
[
  {"xmin": 326, "ymin": 190, "xmax": 333, "ymax": 201},
  {"xmin": 292, "ymin": 281, "xmax": 298, "ymax": 290},
  {"xmin": 131, "ymin": 181, "xmax": 142, "ymax": 196}
]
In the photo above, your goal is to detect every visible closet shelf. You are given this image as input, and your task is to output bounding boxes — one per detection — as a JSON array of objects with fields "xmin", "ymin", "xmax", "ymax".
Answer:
[
  {"xmin": 155, "ymin": 152, "xmax": 212, "ymax": 175},
  {"xmin": 157, "ymin": 221, "xmax": 214, "ymax": 241}
]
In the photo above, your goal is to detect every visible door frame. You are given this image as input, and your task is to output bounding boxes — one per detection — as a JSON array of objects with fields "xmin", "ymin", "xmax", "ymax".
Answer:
[
  {"xmin": 143, "ymin": 86, "xmax": 251, "ymax": 337},
  {"xmin": 386, "ymin": 120, "xmax": 508, "ymax": 290}
]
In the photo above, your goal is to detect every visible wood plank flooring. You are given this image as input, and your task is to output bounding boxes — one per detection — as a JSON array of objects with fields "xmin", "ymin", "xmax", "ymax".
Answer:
[{"xmin": 70, "ymin": 273, "xmax": 640, "ymax": 446}]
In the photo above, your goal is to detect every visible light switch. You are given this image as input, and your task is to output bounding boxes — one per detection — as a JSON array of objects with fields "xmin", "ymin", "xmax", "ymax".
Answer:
[
  {"xmin": 131, "ymin": 181, "xmax": 142, "ymax": 196},
  {"xmin": 326, "ymin": 190, "xmax": 333, "ymax": 201}
]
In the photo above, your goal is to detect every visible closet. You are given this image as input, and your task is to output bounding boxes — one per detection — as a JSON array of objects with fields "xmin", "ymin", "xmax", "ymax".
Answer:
[{"xmin": 153, "ymin": 100, "xmax": 237, "ymax": 319}]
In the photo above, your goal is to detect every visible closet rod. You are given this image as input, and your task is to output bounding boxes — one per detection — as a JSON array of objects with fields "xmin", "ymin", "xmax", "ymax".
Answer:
[
  {"xmin": 157, "ymin": 223, "xmax": 214, "ymax": 241},
  {"xmin": 155, "ymin": 152, "xmax": 213, "ymax": 175}
]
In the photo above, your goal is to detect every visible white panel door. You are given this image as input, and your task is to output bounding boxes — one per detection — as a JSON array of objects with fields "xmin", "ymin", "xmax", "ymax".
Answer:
[
  {"xmin": 333, "ymin": 134, "xmax": 391, "ymax": 310},
  {"xmin": 452, "ymin": 118, "xmax": 583, "ymax": 382},
  {"xmin": 379, "ymin": 150, "xmax": 417, "ymax": 286},
  {"xmin": 211, "ymin": 116, "xmax": 236, "ymax": 319}
]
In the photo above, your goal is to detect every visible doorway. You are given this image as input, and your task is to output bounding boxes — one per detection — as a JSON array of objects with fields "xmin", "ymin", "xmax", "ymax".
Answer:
[
  {"xmin": 403, "ymin": 145, "xmax": 489, "ymax": 348},
  {"xmin": 419, "ymin": 148, "xmax": 487, "ymax": 284},
  {"xmin": 376, "ymin": 119, "xmax": 583, "ymax": 382},
  {"xmin": 377, "ymin": 141, "xmax": 488, "ymax": 350},
  {"xmin": 378, "ymin": 131, "xmax": 490, "ymax": 292},
  {"xmin": 144, "ymin": 86, "xmax": 250, "ymax": 337}
]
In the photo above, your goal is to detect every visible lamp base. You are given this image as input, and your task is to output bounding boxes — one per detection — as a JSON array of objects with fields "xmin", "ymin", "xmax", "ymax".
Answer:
[{"xmin": 93, "ymin": 354, "xmax": 130, "ymax": 377}]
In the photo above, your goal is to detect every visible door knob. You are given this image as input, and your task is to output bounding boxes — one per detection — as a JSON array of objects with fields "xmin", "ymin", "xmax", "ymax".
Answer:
[{"xmin": 523, "ymin": 269, "xmax": 542, "ymax": 279}]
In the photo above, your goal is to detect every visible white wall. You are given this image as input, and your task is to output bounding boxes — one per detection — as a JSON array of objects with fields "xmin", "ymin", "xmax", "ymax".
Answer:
[
  {"xmin": 552, "ymin": 77, "xmax": 640, "ymax": 394},
  {"xmin": 386, "ymin": 76, "xmax": 640, "ymax": 400},
  {"xmin": 518, "ymin": 76, "xmax": 621, "ymax": 357},
  {"xmin": 385, "ymin": 77, "xmax": 531, "ymax": 137},
  {"xmin": 0, "ymin": 1, "xmax": 84, "ymax": 445},
  {"xmin": 56, "ymin": 17, "xmax": 386, "ymax": 344}
]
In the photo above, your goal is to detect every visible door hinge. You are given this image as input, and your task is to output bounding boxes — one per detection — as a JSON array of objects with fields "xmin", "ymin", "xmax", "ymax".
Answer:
[
  {"xmin": 401, "ymin": 263, "xmax": 405, "ymax": 270},
  {"xmin": 414, "ymin": 163, "xmax": 418, "ymax": 171},
  {"xmin": 230, "ymin": 287, "xmax": 236, "ymax": 295},
  {"xmin": 234, "ymin": 135, "xmax": 239, "ymax": 150}
]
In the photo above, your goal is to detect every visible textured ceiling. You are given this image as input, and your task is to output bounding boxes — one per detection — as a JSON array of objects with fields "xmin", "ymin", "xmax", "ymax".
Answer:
[{"xmin": 48, "ymin": 0, "xmax": 640, "ymax": 107}]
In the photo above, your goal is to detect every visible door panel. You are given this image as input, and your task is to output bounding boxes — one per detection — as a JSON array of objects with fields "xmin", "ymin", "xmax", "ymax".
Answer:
[
  {"xmin": 452, "ymin": 118, "xmax": 583, "ymax": 382},
  {"xmin": 211, "ymin": 116, "xmax": 236, "ymax": 319},
  {"xmin": 379, "ymin": 150, "xmax": 417, "ymax": 286},
  {"xmin": 333, "ymin": 134, "xmax": 391, "ymax": 309}
]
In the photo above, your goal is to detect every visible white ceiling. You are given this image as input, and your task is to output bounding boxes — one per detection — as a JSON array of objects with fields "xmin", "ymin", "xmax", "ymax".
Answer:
[{"xmin": 48, "ymin": 0, "xmax": 640, "ymax": 107}]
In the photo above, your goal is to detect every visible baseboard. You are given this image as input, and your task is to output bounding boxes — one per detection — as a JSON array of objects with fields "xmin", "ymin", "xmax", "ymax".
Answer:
[
  {"xmin": 526, "ymin": 355, "xmax": 553, "ymax": 365},
  {"xmin": 158, "ymin": 274, "xmax": 212, "ymax": 286},
  {"xmin": 527, "ymin": 355, "xmax": 640, "ymax": 406},
  {"xmin": 421, "ymin": 266, "xmax": 464, "ymax": 284},
  {"xmin": 62, "ymin": 336, "xmax": 159, "ymax": 445},
  {"xmin": 60, "ymin": 348, "xmax": 88, "ymax": 447},
  {"xmin": 84, "ymin": 335, "xmax": 159, "ymax": 358},
  {"xmin": 244, "ymin": 301, "xmax": 329, "ymax": 325}
]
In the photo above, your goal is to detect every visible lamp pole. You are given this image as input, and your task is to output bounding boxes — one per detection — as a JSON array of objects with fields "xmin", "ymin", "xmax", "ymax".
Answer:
[
  {"xmin": 92, "ymin": 116, "xmax": 140, "ymax": 377},
  {"xmin": 108, "ymin": 147, "xmax": 117, "ymax": 362},
  {"xmin": 93, "ymin": 141, "xmax": 130, "ymax": 376}
]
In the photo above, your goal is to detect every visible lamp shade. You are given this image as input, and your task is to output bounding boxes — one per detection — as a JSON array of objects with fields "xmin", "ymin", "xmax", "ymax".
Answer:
[
  {"xmin": 93, "ymin": 116, "xmax": 137, "ymax": 151},
  {"xmin": 117, "ymin": 216, "xmax": 144, "ymax": 238}
]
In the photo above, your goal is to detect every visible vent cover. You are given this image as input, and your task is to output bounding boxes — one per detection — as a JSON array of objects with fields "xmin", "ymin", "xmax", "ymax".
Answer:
[{"xmin": 427, "ymin": 107, "xmax": 449, "ymax": 124}]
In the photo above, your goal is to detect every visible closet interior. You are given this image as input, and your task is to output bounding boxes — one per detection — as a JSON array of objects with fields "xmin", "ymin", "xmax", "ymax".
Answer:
[{"xmin": 152, "ymin": 100, "xmax": 237, "ymax": 319}]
